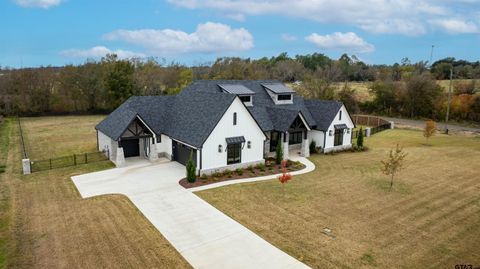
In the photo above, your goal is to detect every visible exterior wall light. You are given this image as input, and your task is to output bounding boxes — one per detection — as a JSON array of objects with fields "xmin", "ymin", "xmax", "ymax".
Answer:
[
  {"xmin": 347, "ymin": 129, "xmax": 351, "ymax": 134},
  {"xmin": 218, "ymin": 145, "xmax": 222, "ymax": 153},
  {"xmin": 247, "ymin": 141, "xmax": 251, "ymax": 149},
  {"xmin": 329, "ymin": 130, "xmax": 333, "ymax": 136}
]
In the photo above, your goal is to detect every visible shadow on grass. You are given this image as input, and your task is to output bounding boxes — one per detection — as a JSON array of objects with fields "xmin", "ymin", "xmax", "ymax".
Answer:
[{"xmin": 368, "ymin": 178, "xmax": 412, "ymax": 194}]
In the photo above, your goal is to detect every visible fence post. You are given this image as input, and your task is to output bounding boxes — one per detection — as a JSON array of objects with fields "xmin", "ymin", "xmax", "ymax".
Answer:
[
  {"xmin": 22, "ymin": 159, "xmax": 31, "ymax": 174},
  {"xmin": 73, "ymin": 154, "xmax": 76, "ymax": 165},
  {"xmin": 367, "ymin": 116, "xmax": 370, "ymax": 126}
]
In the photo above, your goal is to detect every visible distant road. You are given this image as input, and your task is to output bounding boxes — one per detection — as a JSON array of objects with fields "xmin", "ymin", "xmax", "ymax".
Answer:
[{"xmin": 382, "ymin": 117, "xmax": 480, "ymax": 134}]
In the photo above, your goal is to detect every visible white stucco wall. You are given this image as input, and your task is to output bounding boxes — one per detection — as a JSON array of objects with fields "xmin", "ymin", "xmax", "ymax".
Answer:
[
  {"xmin": 324, "ymin": 105, "xmax": 355, "ymax": 152},
  {"xmin": 201, "ymin": 97, "xmax": 266, "ymax": 172},
  {"xmin": 307, "ymin": 130, "xmax": 325, "ymax": 150},
  {"xmin": 155, "ymin": 134, "xmax": 173, "ymax": 159},
  {"xmin": 97, "ymin": 130, "xmax": 117, "ymax": 162}
]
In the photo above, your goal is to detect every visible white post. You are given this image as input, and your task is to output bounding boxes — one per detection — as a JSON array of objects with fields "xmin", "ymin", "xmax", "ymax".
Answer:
[
  {"xmin": 22, "ymin": 159, "xmax": 31, "ymax": 174},
  {"xmin": 365, "ymin": 127, "xmax": 371, "ymax": 137},
  {"xmin": 389, "ymin": 121, "xmax": 395, "ymax": 129},
  {"xmin": 283, "ymin": 132, "xmax": 289, "ymax": 160},
  {"xmin": 301, "ymin": 138, "xmax": 309, "ymax": 157},
  {"xmin": 116, "ymin": 147, "xmax": 126, "ymax": 167}
]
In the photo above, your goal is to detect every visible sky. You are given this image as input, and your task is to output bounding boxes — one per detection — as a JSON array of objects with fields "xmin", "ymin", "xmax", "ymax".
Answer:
[{"xmin": 1, "ymin": 0, "xmax": 479, "ymax": 68}]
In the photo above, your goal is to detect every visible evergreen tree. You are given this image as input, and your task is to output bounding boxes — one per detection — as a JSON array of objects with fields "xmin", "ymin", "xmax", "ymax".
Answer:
[
  {"xmin": 186, "ymin": 152, "xmax": 196, "ymax": 183},
  {"xmin": 275, "ymin": 139, "xmax": 283, "ymax": 164},
  {"xmin": 357, "ymin": 127, "xmax": 364, "ymax": 149}
]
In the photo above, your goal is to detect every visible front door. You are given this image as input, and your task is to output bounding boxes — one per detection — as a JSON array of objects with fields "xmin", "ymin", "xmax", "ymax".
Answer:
[
  {"xmin": 120, "ymin": 139, "xmax": 140, "ymax": 157},
  {"xmin": 270, "ymin": 131, "xmax": 280, "ymax": 152}
]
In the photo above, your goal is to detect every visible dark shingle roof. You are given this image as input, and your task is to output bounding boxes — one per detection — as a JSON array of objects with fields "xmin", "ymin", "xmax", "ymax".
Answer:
[
  {"xmin": 96, "ymin": 92, "xmax": 235, "ymax": 148},
  {"xmin": 304, "ymin": 100, "xmax": 343, "ymax": 131},
  {"xmin": 97, "ymin": 80, "xmax": 345, "ymax": 147}
]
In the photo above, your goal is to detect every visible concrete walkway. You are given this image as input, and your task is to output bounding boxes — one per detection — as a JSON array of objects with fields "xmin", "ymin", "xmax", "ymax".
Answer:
[{"xmin": 71, "ymin": 156, "xmax": 313, "ymax": 269}]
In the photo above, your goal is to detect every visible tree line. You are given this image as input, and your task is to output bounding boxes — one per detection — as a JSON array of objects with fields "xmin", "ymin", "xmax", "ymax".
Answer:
[{"xmin": 0, "ymin": 53, "xmax": 479, "ymax": 122}]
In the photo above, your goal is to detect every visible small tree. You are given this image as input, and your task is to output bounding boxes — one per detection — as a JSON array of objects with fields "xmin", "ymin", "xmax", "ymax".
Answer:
[
  {"xmin": 424, "ymin": 120, "xmax": 436, "ymax": 142},
  {"xmin": 275, "ymin": 139, "xmax": 283, "ymax": 164},
  {"xmin": 186, "ymin": 152, "xmax": 196, "ymax": 183},
  {"xmin": 309, "ymin": 140, "xmax": 317, "ymax": 154},
  {"xmin": 278, "ymin": 160, "xmax": 292, "ymax": 196},
  {"xmin": 357, "ymin": 127, "xmax": 364, "ymax": 149},
  {"xmin": 381, "ymin": 144, "xmax": 407, "ymax": 191}
]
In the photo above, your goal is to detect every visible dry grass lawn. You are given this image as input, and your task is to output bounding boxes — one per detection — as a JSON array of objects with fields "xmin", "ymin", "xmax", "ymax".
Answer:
[
  {"xmin": 20, "ymin": 115, "xmax": 106, "ymax": 159},
  {"xmin": 197, "ymin": 129, "xmax": 480, "ymax": 268},
  {"xmin": 0, "ymin": 118, "xmax": 191, "ymax": 269}
]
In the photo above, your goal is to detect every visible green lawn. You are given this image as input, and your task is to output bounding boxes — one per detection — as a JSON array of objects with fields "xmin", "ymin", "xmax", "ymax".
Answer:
[
  {"xmin": 0, "ymin": 117, "xmax": 191, "ymax": 269},
  {"xmin": 197, "ymin": 129, "xmax": 480, "ymax": 268},
  {"xmin": 20, "ymin": 115, "xmax": 106, "ymax": 160}
]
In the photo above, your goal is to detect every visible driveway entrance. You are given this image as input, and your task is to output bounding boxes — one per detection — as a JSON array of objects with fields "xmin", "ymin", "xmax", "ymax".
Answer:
[{"xmin": 72, "ymin": 161, "xmax": 309, "ymax": 269}]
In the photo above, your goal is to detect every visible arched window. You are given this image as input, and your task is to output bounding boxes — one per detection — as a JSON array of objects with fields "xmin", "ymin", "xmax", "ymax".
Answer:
[{"xmin": 233, "ymin": 112, "xmax": 237, "ymax": 125}]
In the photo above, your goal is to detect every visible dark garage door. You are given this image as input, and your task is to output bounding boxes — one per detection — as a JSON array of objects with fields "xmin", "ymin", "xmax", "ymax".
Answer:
[
  {"xmin": 172, "ymin": 141, "xmax": 196, "ymax": 166},
  {"xmin": 120, "ymin": 139, "xmax": 140, "ymax": 158}
]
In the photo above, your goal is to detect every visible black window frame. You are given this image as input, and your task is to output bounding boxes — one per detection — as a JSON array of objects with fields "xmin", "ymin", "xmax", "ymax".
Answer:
[
  {"xmin": 339, "ymin": 110, "xmax": 342, "ymax": 121},
  {"xmin": 239, "ymin": 95, "xmax": 251, "ymax": 103},
  {"xmin": 227, "ymin": 143, "xmax": 241, "ymax": 164},
  {"xmin": 278, "ymin": 94, "xmax": 292, "ymax": 101},
  {"xmin": 334, "ymin": 129, "xmax": 344, "ymax": 146},
  {"xmin": 233, "ymin": 112, "xmax": 237, "ymax": 125},
  {"xmin": 289, "ymin": 131, "xmax": 303, "ymax": 145}
]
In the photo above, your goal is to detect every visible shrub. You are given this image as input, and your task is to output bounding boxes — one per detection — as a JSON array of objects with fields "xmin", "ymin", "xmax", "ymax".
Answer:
[
  {"xmin": 275, "ymin": 139, "xmax": 283, "ymax": 164},
  {"xmin": 224, "ymin": 169, "xmax": 233, "ymax": 178},
  {"xmin": 186, "ymin": 153, "xmax": 196, "ymax": 183},
  {"xmin": 255, "ymin": 163, "xmax": 266, "ymax": 172},
  {"xmin": 357, "ymin": 127, "xmax": 364, "ymax": 149},
  {"xmin": 200, "ymin": 173, "xmax": 208, "ymax": 180},
  {"xmin": 212, "ymin": 171, "xmax": 222, "ymax": 178},
  {"xmin": 235, "ymin": 168, "xmax": 244, "ymax": 176},
  {"xmin": 309, "ymin": 140, "xmax": 317, "ymax": 154},
  {"xmin": 0, "ymin": 165, "xmax": 5, "ymax": 174},
  {"xmin": 247, "ymin": 165, "xmax": 255, "ymax": 172}
]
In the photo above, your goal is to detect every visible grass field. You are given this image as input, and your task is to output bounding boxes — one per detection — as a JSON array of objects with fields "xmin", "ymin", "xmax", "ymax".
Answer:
[
  {"xmin": 0, "ymin": 117, "xmax": 191, "ymax": 268},
  {"xmin": 20, "ymin": 115, "xmax": 106, "ymax": 159},
  {"xmin": 197, "ymin": 129, "xmax": 480, "ymax": 268}
]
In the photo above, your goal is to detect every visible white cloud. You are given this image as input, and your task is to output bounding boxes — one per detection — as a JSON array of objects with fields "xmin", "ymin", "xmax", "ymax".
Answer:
[
  {"xmin": 429, "ymin": 19, "xmax": 479, "ymax": 34},
  {"xmin": 104, "ymin": 22, "xmax": 253, "ymax": 54},
  {"xmin": 14, "ymin": 0, "xmax": 62, "ymax": 8},
  {"xmin": 281, "ymin": 34, "xmax": 297, "ymax": 41},
  {"xmin": 305, "ymin": 32, "xmax": 375, "ymax": 53},
  {"xmin": 60, "ymin": 46, "xmax": 145, "ymax": 59},
  {"xmin": 167, "ymin": 0, "xmax": 478, "ymax": 36}
]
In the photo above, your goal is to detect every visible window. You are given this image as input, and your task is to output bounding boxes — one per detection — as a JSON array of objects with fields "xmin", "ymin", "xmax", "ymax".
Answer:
[
  {"xmin": 334, "ymin": 129, "xmax": 344, "ymax": 146},
  {"xmin": 227, "ymin": 143, "xmax": 241, "ymax": 164},
  {"xmin": 339, "ymin": 110, "xmax": 342, "ymax": 121},
  {"xmin": 233, "ymin": 112, "xmax": 237, "ymax": 125},
  {"xmin": 239, "ymin": 96, "xmax": 251, "ymax": 103},
  {"xmin": 289, "ymin": 131, "xmax": 303, "ymax": 145},
  {"xmin": 278, "ymin": 94, "xmax": 292, "ymax": 101}
]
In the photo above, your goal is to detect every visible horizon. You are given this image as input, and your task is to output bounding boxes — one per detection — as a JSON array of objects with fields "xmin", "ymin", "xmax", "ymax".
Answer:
[{"xmin": 1, "ymin": 0, "xmax": 479, "ymax": 68}]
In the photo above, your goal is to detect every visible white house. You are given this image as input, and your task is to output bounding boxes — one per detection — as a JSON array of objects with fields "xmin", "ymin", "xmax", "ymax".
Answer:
[{"xmin": 96, "ymin": 80, "xmax": 355, "ymax": 174}]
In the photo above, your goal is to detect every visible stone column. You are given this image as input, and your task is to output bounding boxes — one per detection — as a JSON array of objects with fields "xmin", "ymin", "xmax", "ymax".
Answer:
[
  {"xmin": 22, "ymin": 159, "xmax": 31, "ymax": 175},
  {"xmin": 116, "ymin": 147, "xmax": 126, "ymax": 167},
  {"xmin": 283, "ymin": 132, "xmax": 289, "ymax": 160},
  {"xmin": 149, "ymin": 143, "xmax": 158, "ymax": 162}
]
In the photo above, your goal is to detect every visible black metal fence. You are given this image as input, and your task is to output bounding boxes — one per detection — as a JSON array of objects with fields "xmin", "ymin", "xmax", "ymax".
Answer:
[
  {"xmin": 30, "ymin": 151, "xmax": 109, "ymax": 172},
  {"xmin": 351, "ymin": 128, "xmax": 367, "ymax": 140},
  {"xmin": 370, "ymin": 123, "xmax": 391, "ymax": 135}
]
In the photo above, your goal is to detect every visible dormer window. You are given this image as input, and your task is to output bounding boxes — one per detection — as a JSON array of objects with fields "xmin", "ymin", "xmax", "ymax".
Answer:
[
  {"xmin": 218, "ymin": 84, "xmax": 254, "ymax": 106},
  {"xmin": 278, "ymin": 94, "xmax": 292, "ymax": 101},
  {"xmin": 262, "ymin": 83, "xmax": 295, "ymax": 105}
]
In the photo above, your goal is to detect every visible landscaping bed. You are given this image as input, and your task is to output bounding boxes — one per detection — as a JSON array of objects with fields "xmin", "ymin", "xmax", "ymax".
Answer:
[{"xmin": 179, "ymin": 158, "xmax": 306, "ymax": 188}]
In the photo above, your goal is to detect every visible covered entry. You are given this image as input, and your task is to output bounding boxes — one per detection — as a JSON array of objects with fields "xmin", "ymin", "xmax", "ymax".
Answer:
[
  {"xmin": 118, "ymin": 117, "xmax": 153, "ymax": 158},
  {"xmin": 172, "ymin": 140, "xmax": 197, "ymax": 166}
]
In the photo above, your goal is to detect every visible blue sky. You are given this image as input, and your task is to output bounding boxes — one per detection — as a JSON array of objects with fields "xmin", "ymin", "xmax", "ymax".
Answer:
[{"xmin": 1, "ymin": 0, "xmax": 479, "ymax": 67}]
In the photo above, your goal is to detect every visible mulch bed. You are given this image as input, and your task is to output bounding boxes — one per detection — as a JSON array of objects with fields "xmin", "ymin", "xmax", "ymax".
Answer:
[{"xmin": 179, "ymin": 158, "xmax": 306, "ymax": 189}]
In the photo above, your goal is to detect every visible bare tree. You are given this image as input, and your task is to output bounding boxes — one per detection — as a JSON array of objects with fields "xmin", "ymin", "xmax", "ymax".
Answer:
[{"xmin": 381, "ymin": 144, "xmax": 407, "ymax": 191}]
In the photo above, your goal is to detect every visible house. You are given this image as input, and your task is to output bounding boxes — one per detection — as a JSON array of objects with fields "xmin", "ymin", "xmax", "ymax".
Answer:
[{"xmin": 96, "ymin": 80, "xmax": 355, "ymax": 174}]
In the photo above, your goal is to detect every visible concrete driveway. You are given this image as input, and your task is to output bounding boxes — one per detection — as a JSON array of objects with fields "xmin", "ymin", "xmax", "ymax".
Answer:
[{"xmin": 72, "ymin": 159, "xmax": 310, "ymax": 269}]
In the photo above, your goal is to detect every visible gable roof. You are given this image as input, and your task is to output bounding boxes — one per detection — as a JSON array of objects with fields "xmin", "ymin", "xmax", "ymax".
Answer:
[
  {"xmin": 304, "ymin": 100, "xmax": 343, "ymax": 131},
  {"xmin": 181, "ymin": 80, "xmax": 317, "ymax": 132},
  {"xmin": 97, "ymin": 80, "xmax": 348, "ymax": 147},
  {"xmin": 96, "ymin": 92, "xmax": 236, "ymax": 148}
]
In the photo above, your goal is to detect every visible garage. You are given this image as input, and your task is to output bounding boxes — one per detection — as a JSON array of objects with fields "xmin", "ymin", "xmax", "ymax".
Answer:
[
  {"xmin": 172, "ymin": 140, "xmax": 196, "ymax": 166},
  {"xmin": 120, "ymin": 139, "xmax": 140, "ymax": 158}
]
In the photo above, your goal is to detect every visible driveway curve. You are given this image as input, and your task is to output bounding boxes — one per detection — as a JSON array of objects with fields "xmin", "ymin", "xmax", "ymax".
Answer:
[{"xmin": 72, "ymin": 158, "xmax": 312, "ymax": 269}]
